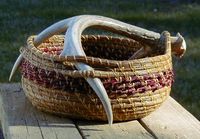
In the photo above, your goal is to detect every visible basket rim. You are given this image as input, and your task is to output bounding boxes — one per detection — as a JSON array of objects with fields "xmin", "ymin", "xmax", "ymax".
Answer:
[{"xmin": 24, "ymin": 33, "xmax": 172, "ymax": 68}]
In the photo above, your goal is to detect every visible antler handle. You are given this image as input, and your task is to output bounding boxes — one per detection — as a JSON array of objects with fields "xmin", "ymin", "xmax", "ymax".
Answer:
[
  {"xmin": 9, "ymin": 15, "xmax": 186, "ymax": 125},
  {"xmin": 64, "ymin": 15, "xmax": 185, "ymax": 58}
]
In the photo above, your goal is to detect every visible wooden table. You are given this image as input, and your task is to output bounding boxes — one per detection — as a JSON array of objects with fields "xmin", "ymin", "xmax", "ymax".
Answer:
[{"xmin": 0, "ymin": 83, "xmax": 200, "ymax": 139}]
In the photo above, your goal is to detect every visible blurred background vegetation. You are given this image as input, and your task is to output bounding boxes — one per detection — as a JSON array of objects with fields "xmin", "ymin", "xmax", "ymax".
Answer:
[{"xmin": 0, "ymin": 0, "xmax": 200, "ymax": 120}]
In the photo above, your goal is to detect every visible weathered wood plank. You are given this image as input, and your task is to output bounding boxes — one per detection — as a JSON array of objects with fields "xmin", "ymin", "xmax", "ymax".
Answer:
[
  {"xmin": 76, "ymin": 120, "xmax": 153, "ymax": 139},
  {"xmin": 140, "ymin": 97, "xmax": 200, "ymax": 139},
  {"xmin": 1, "ymin": 83, "xmax": 200, "ymax": 139},
  {"xmin": 0, "ymin": 83, "xmax": 82, "ymax": 139}
]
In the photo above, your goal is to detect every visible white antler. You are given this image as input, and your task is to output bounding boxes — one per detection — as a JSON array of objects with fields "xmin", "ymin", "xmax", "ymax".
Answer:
[
  {"xmin": 9, "ymin": 15, "xmax": 187, "ymax": 125},
  {"xmin": 9, "ymin": 15, "xmax": 186, "ymax": 81},
  {"xmin": 9, "ymin": 53, "xmax": 24, "ymax": 81}
]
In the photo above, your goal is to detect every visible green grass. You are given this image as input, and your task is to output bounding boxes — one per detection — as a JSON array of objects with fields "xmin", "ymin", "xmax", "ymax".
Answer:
[{"xmin": 1, "ymin": 0, "xmax": 200, "ymax": 119}]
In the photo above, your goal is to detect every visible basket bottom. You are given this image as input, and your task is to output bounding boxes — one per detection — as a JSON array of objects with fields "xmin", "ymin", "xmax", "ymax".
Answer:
[{"xmin": 22, "ymin": 77, "xmax": 170, "ymax": 122}]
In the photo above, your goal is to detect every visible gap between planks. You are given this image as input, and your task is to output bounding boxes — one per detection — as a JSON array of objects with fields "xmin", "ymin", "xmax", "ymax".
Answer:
[
  {"xmin": 138, "ymin": 119, "xmax": 158, "ymax": 139},
  {"xmin": 73, "ymin": 121, "xmax": 87, "ymax": 139}
]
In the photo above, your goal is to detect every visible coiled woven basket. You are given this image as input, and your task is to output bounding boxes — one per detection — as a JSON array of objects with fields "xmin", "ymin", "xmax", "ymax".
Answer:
[{"xmin": 17, "ymin": 16, "xmax": 176, "ymax": 122}]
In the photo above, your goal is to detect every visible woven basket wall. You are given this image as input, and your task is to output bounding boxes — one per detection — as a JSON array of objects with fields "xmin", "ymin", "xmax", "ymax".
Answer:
[{"xmin": 20, "ymin": 32, "xmax": 173, "ymax": 121}]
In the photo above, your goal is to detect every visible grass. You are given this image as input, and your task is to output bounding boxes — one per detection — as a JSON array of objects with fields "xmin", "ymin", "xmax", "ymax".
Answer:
[{"xmin": 1, "ymin": 0, "xmax": 200, "ymax": 119}]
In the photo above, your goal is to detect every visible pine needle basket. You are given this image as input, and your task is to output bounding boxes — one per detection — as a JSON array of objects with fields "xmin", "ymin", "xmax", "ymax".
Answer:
[{"xmin": 15, "ymin": 16, "xmax": 182, "ymax": 122}]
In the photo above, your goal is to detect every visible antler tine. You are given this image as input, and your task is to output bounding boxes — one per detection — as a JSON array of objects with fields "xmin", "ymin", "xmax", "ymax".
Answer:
[
  {"xmin": 61, "ymin": 22, "xmax": 113, "ymax": 125},
  {"xmin": 9, "ymin": 53, "xmax": 23, "ymax": 81},
  {"xmin": 9, "ymin": 17, "xmax": 77, "ymax": 81}
]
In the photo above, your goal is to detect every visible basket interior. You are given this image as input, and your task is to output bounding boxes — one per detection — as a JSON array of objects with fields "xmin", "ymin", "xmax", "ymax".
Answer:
[{"xmin": 36, "ymin": 35, "xmax": 165, "ymax": 60}]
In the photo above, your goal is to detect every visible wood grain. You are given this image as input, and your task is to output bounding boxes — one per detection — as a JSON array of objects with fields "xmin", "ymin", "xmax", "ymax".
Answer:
[
  {"xmin": 76, "ymin": 120, "xmax": 153, "ymax": 139},
  {"xmin": 0, "ymin": 83, "xmax": 82, "ymax": 139},
  {"xmin": 140, "ymin": 97, "xmax": 200, "ymax": 139},
  {"xmin": 1, "ymin": 83, "xmax": 200, "ymax": 139}
]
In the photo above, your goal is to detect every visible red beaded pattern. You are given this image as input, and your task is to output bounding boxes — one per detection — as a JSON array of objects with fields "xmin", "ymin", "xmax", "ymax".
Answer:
[{"xmin": 21, "ymin": 60, "xmax": 174, "ymax": 95}]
